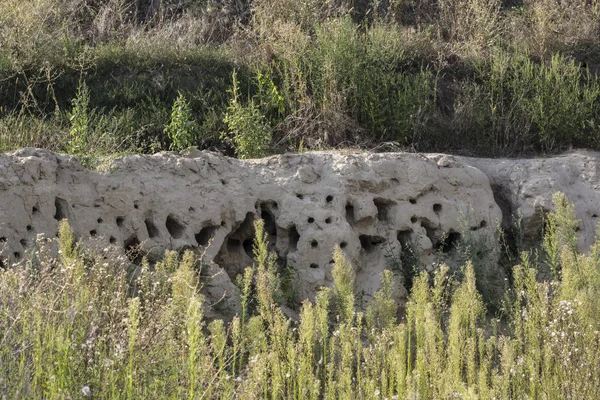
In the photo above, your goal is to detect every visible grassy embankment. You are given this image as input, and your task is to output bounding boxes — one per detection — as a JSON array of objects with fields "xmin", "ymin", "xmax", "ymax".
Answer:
[
  {"xmin": 1, "ymin": 193, "xmax": 599, "ymax": 398},
  {"xmin": 1, "ymin": 0, "xmax": 600, "ymax": 161}
]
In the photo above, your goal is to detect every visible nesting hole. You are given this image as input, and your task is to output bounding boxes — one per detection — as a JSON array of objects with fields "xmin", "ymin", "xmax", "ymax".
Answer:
[
  {"xmin": 221, "ymin": 179, "xmax": 227, "ymax": 185},
  {"xmin": 296, "ymin": 194, "xmax": 304, "ymax": 200},
  {"xmin": 436, "ymin": 231, "xmax": 462, "ymax": 253},
  {"xmin": 32, "ymin": 205, "xmax": 39, "ymax": 214},
  {"xmin": 310, "ymin": 263, "xmax": 319, "ymax": 269},
  {"xmin": 359, "ymin": 235, "xmax": 386, "ymax": 253},
  {"xmin": 374, "ymin": 198, "xmax": 393, "ymax": 222},
  {"xmin": 196, "ymin": 226, "xmax": 218, "ymax": 246},
  {"xmin": 124, "ymin": 234, "xmax": 143, "ymax": 263},
  {"xmin": 26, "ymin": 225, "xmax": 33, "ymax": 232},
  {"xmin": 410, "ymin": 216, "xmax": 418, "ymax": 224},
  {"xmin": 345, "ymin": 204, "xmax": 356, "ymax": 225},
  {"xmin": 13, "ymin": 252, "xmax": 21, "ymax": 259},
  {"xmin": 227, "ymin": 239, "xmax": 241, "ymax": 251},
  {"xmin": 288, "ymin": 226, "xmax": 300, "ymax": 251},
  {"xmin": 134, "ymin": 201, "xmax": 139, "ymax": 209},
  {"xmin": 109, "ymin": 236, "xmax": 117, "ymax": 244},
  {"xmin": 89, "ymin": 230, "xmax": 97, "ymax": 237},
  {"xmin": 145, "ymin": 219, "xmax": 160, "ymax": 239},
  {"xmin": 325, "ymin": 217, "xmax": 332, "ymax": 224},
  {"xmin": 243, "ymin": 239, "xmax": 254, "ymax": 259},
  {"xmin": 421, "ymin": 218, "xmax": 438, "ymax": 244},
  {"xmin": 311, "ymin": 240, "xmax": 318, "ymax": 248},
  {"xmin": 260, "ymin": 208, "xmax": 277, "ymax": 237},
  {"xmin": 166, "ymin": 214, "xmax": 185, "ymax": 239},
  {"xmin": 308, "ymin": 217, "xmax": 315, "ymax": 223},
  {"xmin": 0, "ymin": 237, "xmax": 6, "ymax": 243},
  {"xmin": 409, "ymin": 198, "xmax": 417, "ymax": 204},
  {"xmin": 53, "ymin": 197, "xmax": 69, "ymax": 221},
  {"xmin": 340, "ymin": 241, "xmax": 348, "ymax": 249},
  {"xmin": 116, "ymin": 217, "xmax": 124, "ymax": 227},
  {"xmin": 326, "ymin": 195, "xmax": 334, "ymax": 203},
  {"xmin": 593, "ymin": 214, "xmax": 598, "ymax": 218},
  {"xmin": 433, "ymin": 203, "xmax": 442, "ymax": 213},
  {"xmin": 397, "ymin": 229, "xmax": 413, "ymax": 248},
  {"xmin": 20, "ymin": 239, "xmax": 27, "ymax": 247},
  {"xmin": 97, "ymin": 218, "xmax": 103, "ymax": 224}
]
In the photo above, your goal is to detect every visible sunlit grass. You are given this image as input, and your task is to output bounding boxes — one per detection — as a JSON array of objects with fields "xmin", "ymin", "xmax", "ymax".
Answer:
[{"xmin": 1, "ymin": 194, "xmax": 599, "ymax": 398}]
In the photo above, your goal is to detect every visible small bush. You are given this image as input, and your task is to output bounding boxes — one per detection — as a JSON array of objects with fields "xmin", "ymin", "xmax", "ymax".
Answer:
[
  {"xmin": 222, "ymin": 72, "xmax": 272, "ymax": 159},
  {"xmin": 165, "ymin": 92, "xmax": 199, "ymax": 151}
]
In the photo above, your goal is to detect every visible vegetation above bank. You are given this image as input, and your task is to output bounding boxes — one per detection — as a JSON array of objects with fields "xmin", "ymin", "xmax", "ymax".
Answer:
[{"xmin": 1, "ymin": 0, "xmax": 600, "ymax": 160}]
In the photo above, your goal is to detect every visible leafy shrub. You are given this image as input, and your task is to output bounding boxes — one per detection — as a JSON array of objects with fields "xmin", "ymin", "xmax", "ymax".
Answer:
[
  {"xmin": 68, "ymin": 80, "xmax": 91, "ymax": 155},
  {"xmin": 222, "ymin": 72, "xmax": 272, "ymax": 159},
  {"xmin": 165, "ymin": 92, "xmax": 199, "ymax": 151}
]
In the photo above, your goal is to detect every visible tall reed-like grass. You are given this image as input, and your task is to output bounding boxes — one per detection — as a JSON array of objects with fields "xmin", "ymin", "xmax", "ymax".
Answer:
[{"xmin": 1, "ymin": 195, "xmax": 600, "ymax": 398}]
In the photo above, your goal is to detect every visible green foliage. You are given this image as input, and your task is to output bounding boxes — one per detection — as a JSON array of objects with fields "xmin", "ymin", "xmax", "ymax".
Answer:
[
  {"xmin": 3, "ymin": 195, "xmax": 600, "ymax": 397},
  {"xmin": 543, "ymin": 192, "xmax": 581, "ymax": 279},
  {"xmin": 222, "ymin": 72, "xmax": 272, "ymax": 159},
  {"xmin": 470, "ymin": 49, "xmax": 600, "ymax": 152},
  {"xmin": 57, "ymin": 219, "xmax": 76, "ymax": 261},
  {"xmin": 68, "ymin": 80, "xmax": 91, "ymax": 155},
  {"xmin": 365, "ymin": 270, "xmax": 398, "ymax": 332},
  {"xmin": 165, "ymin": 92, "xmax": 199, "ymax": 151},
  {"xmin": 332, "ymin": 246, "xmax": 356, "ymax": 323}
]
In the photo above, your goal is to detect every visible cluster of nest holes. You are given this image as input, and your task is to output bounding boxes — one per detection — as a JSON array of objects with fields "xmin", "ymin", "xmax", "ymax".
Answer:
[
  {"xmin": 0, "ymin": 236, "xmax": 23, "ymax": 260},
  {"xmin": 307, "ymin": 216, "xmax": 333, "ymax": 224},
  {"xmin": 296, "ymin": 194, "xmax": 335, "ymax": 204}
]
